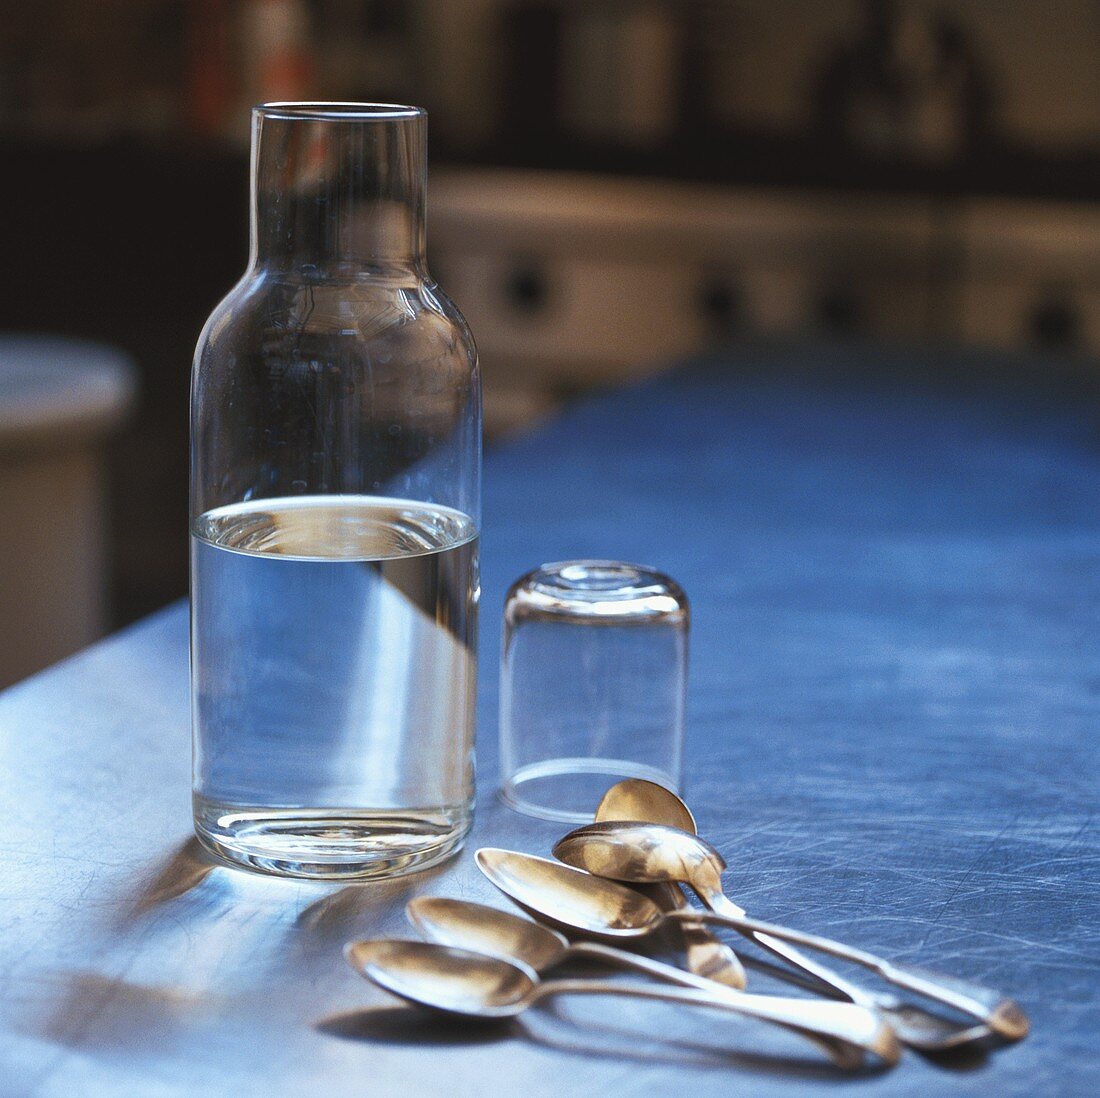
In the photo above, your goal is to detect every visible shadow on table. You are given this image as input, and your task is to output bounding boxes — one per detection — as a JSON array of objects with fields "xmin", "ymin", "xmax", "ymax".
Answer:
[
  {"xmin": 32, "ymin": 971, "xmax": 209, "ymax": 1057},
  {"xmin": 317, "ymin": 1005, "xmax": 510, "ymax": 1047},
  {"xmin": 525, "ymin": 999, "xmax": 882, "ymax": 1081},
  {"xmin": 916, "ymin": 1040, "xmax": 996, "ymax": 1073},
  {"xmin": 124, "ymin": 836, "xmax": 432, "ymax": 936},
  {"xmin": 293, "ymin": 862, "xmax": 450, "ymax": 945},
  {"xmin": 128, "ymin": 837, "xmax": 220, "ymax": 918},
  {"xmin": 316, "ymin": 1001, "xmax": 878, "ymax": 1082},
  {"xmin": 703, "ymin": 955, "xmax": 993, "ymax": 1074}
]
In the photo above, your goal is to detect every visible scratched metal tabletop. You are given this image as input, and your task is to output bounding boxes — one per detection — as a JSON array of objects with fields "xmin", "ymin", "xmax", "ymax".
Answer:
[{"xmin": 2, "ymin": 344, "xmax": 1097, "ymax": 1097}]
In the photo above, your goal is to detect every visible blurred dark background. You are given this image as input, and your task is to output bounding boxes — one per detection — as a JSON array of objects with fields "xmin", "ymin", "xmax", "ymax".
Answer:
[{"xmin": 3, "ymin": 0, "xmax": 1100, "ymax": 683}]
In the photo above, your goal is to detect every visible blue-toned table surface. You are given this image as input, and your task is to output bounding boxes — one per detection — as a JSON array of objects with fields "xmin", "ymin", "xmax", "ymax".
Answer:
[{"xmin": 2, "ymin": 344, "xmax": 1097, "ymax": 1097}]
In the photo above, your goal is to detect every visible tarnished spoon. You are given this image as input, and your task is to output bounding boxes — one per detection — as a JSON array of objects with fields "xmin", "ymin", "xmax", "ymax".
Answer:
[
  {"xmin": 346, "ymin": 937, "xmax": 897, "ymax": 1069},
  {"xmin": 596, "ymin": 780, "xmax": 746, "ymax": 990},
  {"xmin": 406, "ymin": 896, "xmax": 898, "ymax": 1067},
  {"xmin": 552, "ymin": 822, "xmax": 1029, "ymax": 1049}
]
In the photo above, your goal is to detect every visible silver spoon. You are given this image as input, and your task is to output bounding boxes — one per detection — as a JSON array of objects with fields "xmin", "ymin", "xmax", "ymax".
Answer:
[
  {"xmin": 551, "ymin": 822, "xmax": 1030, "ymax": 1048},
  {"xmin": 406, "ymin": 897, "xmax": 899, "ymax": 1068},
  {"xmin": 345, "ymin": 937, "xmax": 897, "ymax": 1069},
  {"xmin": 596, "ymin": 781, "xmax": 747, "ymax": 989},
  {"xmin": 591, "ymin": 781, "xmax": 1005, "ymax": 1047}
]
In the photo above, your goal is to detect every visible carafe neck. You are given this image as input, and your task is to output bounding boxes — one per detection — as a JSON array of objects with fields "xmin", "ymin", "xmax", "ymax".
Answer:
[{"xmin": 249, "ymin": 102, "xmax": 427, "ymax": 273}]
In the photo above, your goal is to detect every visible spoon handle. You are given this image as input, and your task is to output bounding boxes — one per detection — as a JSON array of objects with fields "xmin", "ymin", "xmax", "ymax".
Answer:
[
  {"xmin": 648, "ymin": 882, "xmax": 748, "ymax": 989},
  {"xmin": 569, "ymin": 938, "xmax": 854, "ymax": 1031},
  {"xmin": 570, "ymin": 937, "xmax": 747, "ymax": 998},
  {"xmin": 703, "ymin": 891, "xmax": 872, "ymax": 1007},
  {"xmin": 530, "ymin": 977, "xmax": 900, "ymax": 1070},
  {"xmin": 673, "ymin": 908, "xmax": 1028, "ymax": 1039}
]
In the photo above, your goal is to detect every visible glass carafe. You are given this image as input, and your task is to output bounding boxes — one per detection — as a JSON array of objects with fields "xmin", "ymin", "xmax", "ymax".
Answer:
[{"xmin": 190, "ymin": 103, "xmax": 480, "ymax": 879}]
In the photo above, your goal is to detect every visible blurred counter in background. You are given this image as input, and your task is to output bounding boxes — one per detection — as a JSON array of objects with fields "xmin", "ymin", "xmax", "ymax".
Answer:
[{"xmin": 432, "ymin": 168, "xmax": 1100, "ymax": 434}]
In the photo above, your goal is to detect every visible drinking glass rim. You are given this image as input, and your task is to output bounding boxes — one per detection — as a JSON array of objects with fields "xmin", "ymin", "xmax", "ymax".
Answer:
[{"xmin": 256, "ymin": 102, "xmax": 425, "ymax": 122}]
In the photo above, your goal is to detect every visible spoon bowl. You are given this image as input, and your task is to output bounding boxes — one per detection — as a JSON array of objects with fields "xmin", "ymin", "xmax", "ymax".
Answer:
[
  {"xmin": 344, "ymin": 939, "xmax": 535, "ymax": 1018},
  {"xmin": 596, "ymin": 779, "xmax": 697, "ymax": 832},
  {"xmin": 408, "ymin": 893, "xmax": 745, "ymax": 999},
  {"xmin": 408, "ymin": 896, "xmax": 570, "ymax": 970},
  {"xmin": 475, "ymin": 847, "xmax": 665, "ymax": 940},
  {"xmin": 555, "ymin": 819, "xmax": 726, "ymax": 886}
]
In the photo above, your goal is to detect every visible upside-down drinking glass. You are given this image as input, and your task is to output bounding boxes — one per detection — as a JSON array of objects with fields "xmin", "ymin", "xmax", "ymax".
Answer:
[{"xmin": 500, "ymin": 560, "xmax": 687, "ymax": 822}]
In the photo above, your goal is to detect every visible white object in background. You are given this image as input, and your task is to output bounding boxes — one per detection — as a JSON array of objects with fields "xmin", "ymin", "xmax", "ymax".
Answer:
[{"xmin": 0, "ymin": 337, "xmax": 136, "ymax": 687}]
